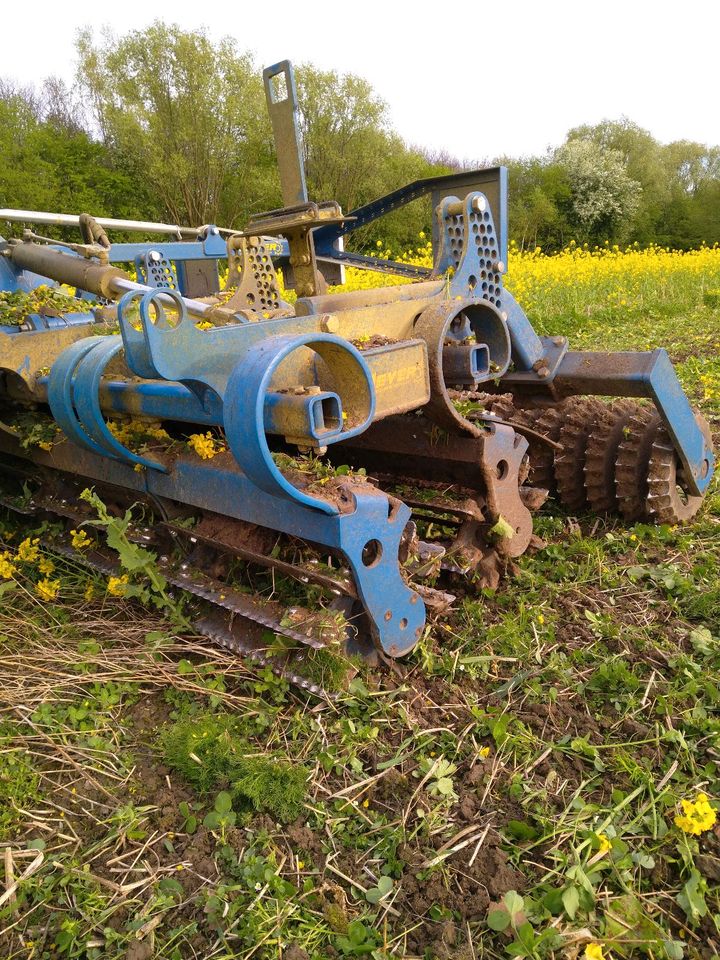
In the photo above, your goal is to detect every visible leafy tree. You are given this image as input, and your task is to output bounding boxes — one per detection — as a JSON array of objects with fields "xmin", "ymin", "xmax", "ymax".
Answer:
[
  {"xmin": 554, "ymin": 140, "xmax": 641, "ymax": 242},
  {"xmin": 0, "ymin": 80, "xmax": 143, "ymax": 222},
  {"xmin": 76, "ymin": 24, "xmax": 278, "ymax": 228}
]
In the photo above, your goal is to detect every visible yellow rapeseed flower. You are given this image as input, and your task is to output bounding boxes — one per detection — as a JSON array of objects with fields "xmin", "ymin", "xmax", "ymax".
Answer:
[
  {"xmin": 107, "ymin": 575, "xmax": 129, "ymax": 597},
  {"xmin": 0, "ymin": 551, "xmax": 16, "ymax": 579},
  {"xmin": 675, "ymin": 793, "xmax": 717, "ymax": 835},
  {"xmin": 37, "ymin": 557, "xmax": 55, "ymax": 576},
  {"xmin": 70, "ymin": 529, "xmax": 93, "ymax": 550},
  {"xmin": 597, "ymin": 833, "xmax": 612, "ymax": 855},
  {"xmin": 17, "ymin": 537, "xmax": 40, "ymax": 564},
  {"xmin": 84, "ymin": 583, "xmax": 95, "ymax": 602},
  {"xmin": 585, "ymin": 945, "xmax": 606, "ymax": 960},
  {"xmin": 187, "ymin": 432, "xmax": 225, "ymax": 460},
  {"xmin": 36, "ymin": 578, "xmax": 60, "ymax": 601}
]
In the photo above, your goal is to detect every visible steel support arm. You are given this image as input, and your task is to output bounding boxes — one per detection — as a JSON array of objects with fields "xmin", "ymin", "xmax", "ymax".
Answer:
[{"xmin": 554, "ymin": 349, "xmax": 714, "ymax": 496}]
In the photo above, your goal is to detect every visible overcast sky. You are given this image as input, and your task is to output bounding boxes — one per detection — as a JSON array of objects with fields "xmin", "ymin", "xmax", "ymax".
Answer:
[{"xmin": 3, "ymin": 0, "xmax": 719, "ymax": 161}]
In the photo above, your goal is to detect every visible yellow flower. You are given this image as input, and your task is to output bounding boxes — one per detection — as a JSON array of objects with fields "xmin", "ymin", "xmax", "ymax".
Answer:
[
  {"xmin": 195, "ymin": 320, "xmax": 214, "ymax": 330},
  {"xmin": 107, "ymin": 575, "xmax": 129, "ymax": 597},
  {"xmin": 38, "ymin": 557, "xmax": 55, "ymax": 576},
  {"xmin": 597, "ymin": 833, "xmax": 612, "ymax": 855},
  {"xmin": 36, "ymin": 578, "xmax": 60, "ymax": 601},
  {"xmin": 675, "ymin": 793, "xmax": 717, "ymax": 835},
  {"xmin": 187, "ymin": 432, "xmax": 225, "ymax": 460},
  {"xmin": 84, "ymin": 583, "xmax": 95, "ymax": 602},
  {"xmin": 297, "ymin": 859, "xmax": 305, "ymax": 870},
  {"xmin": 479, "ymin": 746, "xmax": 491, "ymax": 759},
  {"xmin": 70, "ymin": 529, "xmax": 92, "ymax": 550},
  {"xmin": 585, "ymin": 945, "xmax": 606, "ymax": 960},
  {"xmin": 0, "ymin": 552, "xmax": 16, "ymax": 579},
  {"xmin": 537, "ymin": 614, "xmax": 545, "ymax": 625},
  {"xmin": 362, "ymin": 798, "xmax": 369, "ymax": 808},
  {"xmin": 17, "ymin": 537, "xmax": 40, "ymax": 563}
]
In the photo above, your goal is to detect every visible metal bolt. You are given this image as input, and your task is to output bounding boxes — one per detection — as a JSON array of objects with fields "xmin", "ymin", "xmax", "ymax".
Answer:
[
  {"xmin": 149, "ymin": 251, "xmax": 162, "ymax": 263},
  {"xmin": 552, "ymin": 335, "xmax": 565, "ymax": 346},
  {"xmin": 537, "ymin": 365, "xmax": 550, "ymax": 378},
  {"xmin": 494, "ymin": 260, "xmax": 505, "ymax": 273},
  {"xmin": 322, "ymin": 316, "xmax": 340, "ymax": 333},
  {"xmin": 471, "ymin": 196, "xmax": 487, "ymax": 213}
]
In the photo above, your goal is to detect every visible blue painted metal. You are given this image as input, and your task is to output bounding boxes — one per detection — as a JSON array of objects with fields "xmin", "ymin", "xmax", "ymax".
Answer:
[
  {"xmin": 552, "ymin": 349, "xmax": 715, "ymax": 496},
  {"xmin": 313, "ymin": 167, "xmax": 509, "ymax": 274},
  {"xmin": 19, "ymin": 430, "xmax": 424, "ymax": 656},
  {"xmin": 47, "ymin": 336, "xmax": 167, "ymax": 472},
  {"xmin": 1, "ymin": 110, "xmax": 715, "ymax": 662}
]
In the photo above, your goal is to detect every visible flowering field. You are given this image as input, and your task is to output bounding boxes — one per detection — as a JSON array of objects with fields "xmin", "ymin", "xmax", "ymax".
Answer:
[
  {"xmin": 332, "ymin": 240, "xmax": 720, "ymax": 418},
  {"xmin": 1, "ymin": 246, "xmax": 720, "ymax": 960}
]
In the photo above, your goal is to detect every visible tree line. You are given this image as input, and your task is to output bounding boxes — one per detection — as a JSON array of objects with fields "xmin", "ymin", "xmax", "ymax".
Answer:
[{"xmin": 1, "ymin": 22, "xmax": 719, "ymax": 253}]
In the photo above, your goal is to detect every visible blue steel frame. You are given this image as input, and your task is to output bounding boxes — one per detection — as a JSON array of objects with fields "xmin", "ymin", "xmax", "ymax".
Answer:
[{"xmin": 3, "ymin": 171, "xmax": 712, "ymax": 495}]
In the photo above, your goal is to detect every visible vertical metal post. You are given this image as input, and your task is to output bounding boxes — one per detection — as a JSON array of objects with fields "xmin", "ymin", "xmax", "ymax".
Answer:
[{"xmin": 263, "ymin": 61, "xmax": 308, "ymax": 207}]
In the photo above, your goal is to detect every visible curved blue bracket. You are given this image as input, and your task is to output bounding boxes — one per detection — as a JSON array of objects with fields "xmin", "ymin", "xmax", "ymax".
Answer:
[
  {"xmin": 117, "ymin": 288, "xmax": 190, "ymax": 381},
  {"xmin": 48, "ymin": 337, "xmax": 109, "ymax": 456},
  {"xmin": 48, "ymin": 336, "xmax": 166, "ymax": 472},
  {"xmin": 224, "ymin": 333, "xmax": 375, "ymax": 513},
  {"xmin": 72, "ymin": 337, "xmax": 167, "ymax": 473},
  {"xmin": 117, "ymin": 289, "xmax": 162, "ymax": 380}
]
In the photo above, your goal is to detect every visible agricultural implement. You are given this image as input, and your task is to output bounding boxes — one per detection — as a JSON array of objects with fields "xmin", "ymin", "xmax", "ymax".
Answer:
[{"xmin": 0, "ymin": 61, "xmax": 714, "ymax": 684}]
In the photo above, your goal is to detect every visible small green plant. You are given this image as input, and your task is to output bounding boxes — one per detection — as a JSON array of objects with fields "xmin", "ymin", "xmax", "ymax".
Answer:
[
  {"xmin": 415, "ymin": 755, "xmax": 458, "ymax": 801},
  {"xmin": 203, "ymin": 791, "xmax": 236, "ymax": 841},
  {"xmin": 79, "ymin": 487, "xmax": 187, "ymax": 623},
  {"xmin": 162, "ymin": 712, "xmax": 308, "ymax": 822}
]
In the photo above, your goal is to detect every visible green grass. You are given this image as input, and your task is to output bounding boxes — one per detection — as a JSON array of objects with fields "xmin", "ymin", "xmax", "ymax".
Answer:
[{"xmin": 1, "ymin": 261, "xmax": 720, "ymax": 959}]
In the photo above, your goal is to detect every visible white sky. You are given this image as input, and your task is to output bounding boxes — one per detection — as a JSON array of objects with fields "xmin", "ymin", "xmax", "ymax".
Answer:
[{"xmin": 3, "ymin": 0, "xmax": 719, "ymax": 161}]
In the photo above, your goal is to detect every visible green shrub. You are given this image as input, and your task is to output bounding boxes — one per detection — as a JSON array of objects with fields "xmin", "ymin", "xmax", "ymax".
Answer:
[{"xmin": 161, "ymin": 713, "xmax": 307, "ymax": 822}]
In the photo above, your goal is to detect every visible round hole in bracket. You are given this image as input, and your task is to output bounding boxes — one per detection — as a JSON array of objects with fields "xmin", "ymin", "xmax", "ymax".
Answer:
[
  {"xmin": 496, "ymin": 459, "xmax": 509, "ymax": 480},
  {"xmin": 361, "ymin": 539, "xmax": 383, "ymax": 567},
  {"xmin": 147, "ymin": 299, "xmax": 181, "ymax": 330},
  {"xmin": 399, "ymin": 617, "xmax": 408, "ymax": 630},
  {"xmin": 384, "ymin": 610, "xmax": 392, "ymax": 621}
]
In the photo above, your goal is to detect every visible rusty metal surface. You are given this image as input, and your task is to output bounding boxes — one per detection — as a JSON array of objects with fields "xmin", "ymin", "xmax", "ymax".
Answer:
[
  {"xmin": 224, "ymin": 235, "xmax": 288, "ymax": 315},
  {"xmin": 263, "ymin": 61, "xmax": 308, "ymax": 207},
  {"xmin": 646, "ymin": 414, "xmax": 712, "ymax": 524},
  {"xmin": 414, "ymin": 299, "xmax": 510, "ymax": 436},
  {"xmin": 0, "ymin": 323, "xmax": 103, "ymax": 391},
  {"xmin": 164, "ymin": 519, "xmax": 358, "ymax": 598}
]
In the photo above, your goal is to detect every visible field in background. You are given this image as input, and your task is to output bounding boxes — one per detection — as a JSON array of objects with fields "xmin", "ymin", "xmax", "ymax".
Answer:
[{"xmin": 1, "ymin": 248, "xmax": 720, "ymax": 959}]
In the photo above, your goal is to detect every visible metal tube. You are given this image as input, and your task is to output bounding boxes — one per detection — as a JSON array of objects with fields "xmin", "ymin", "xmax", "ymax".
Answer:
[
  {"xmin": 0, "ymin": 209, "xmax": 199, "ymax": 239},
  {"xmin": 109, "ymin": 278, "xmax": 214, "ymax": 319},
  {"xmin": 4, "ymin": 242, "xmax": 214, "ymax": 320}
]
